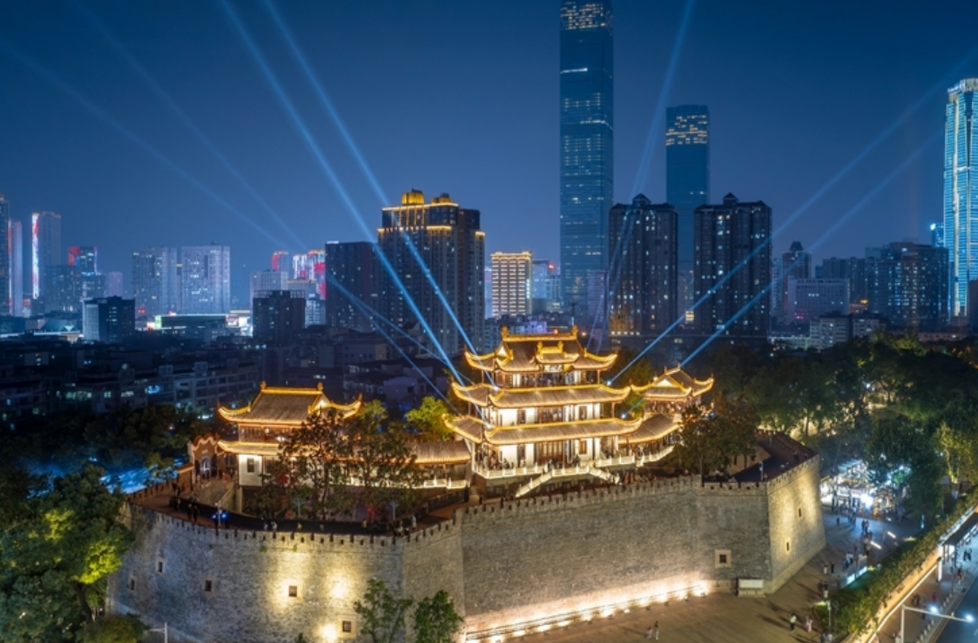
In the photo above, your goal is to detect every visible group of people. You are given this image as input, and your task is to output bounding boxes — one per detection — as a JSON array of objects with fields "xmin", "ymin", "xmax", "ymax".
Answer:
[{"xmin": 788, "ymin": 613, "xmax": 814, "ymax": 633}]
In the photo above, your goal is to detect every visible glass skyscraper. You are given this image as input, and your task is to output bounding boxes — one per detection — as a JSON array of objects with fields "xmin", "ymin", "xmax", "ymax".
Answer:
[
  {"xmin": 559, "ymin": 0, "xmax": 613, "ymax": 315},
  {"xmin": 943, "ymin": 78, "xmax": 978, "ymax": 318},
  {"xmin": 666, "ymin": 105, "xmax": 710, "ymax": 320}
]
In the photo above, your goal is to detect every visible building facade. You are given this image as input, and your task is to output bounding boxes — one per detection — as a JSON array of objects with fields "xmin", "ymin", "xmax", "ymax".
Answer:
[
  {"xmin": 252, "ymin": 290, "xmax": 307, "ymax": 346},
  {"xmin": 942, "ymin": 78, "xmax": 978, "ymax": 318},
  {"xmin": 779, "ymin": 241, "xmax": 811, "ymax": 325},
  {"xmin": 82, "ymin": 296, "xmax": 136, "ymax": 343},
  {"xmin": 866, "ymin": 242, "xmax": 948, "ymax": 330},
  {"xmin": 0, "ymin": 195, "xmax": 8, "ymax": 315},
  {"xmin": 132, "ymin": 247, "xmax": 179, "ymax": 317},
  {"xmin": 490, "ymin": 251, "xmax": 532, "ymax": 318},
  {"xmin": 249, "ymin": 270, "xmax": 289, "ymax": 310},
  {"xmin": 666, "ymin": 105, "xmax": 710, "ymax": 319},
  {"xmin": 608, "ymin": 195, "xmax": 678, "ymax": 338},
  {"xmin": 8, "ymin": 218, "xmax": 23, "ymax": 317},
  {"xmin": 324, "ymin": 241, "xmax": 379, "ymax": 333},
  {"xmin": 785, "ymin": 278, "xmax": 849, "ymax": 325},
  {"xmin": 378, "ymin": 190, "xmax": 484, "ymax": 357},
  {"xmin": 180, "ymin": 245, "xmax": 231, "ymax": 314},
  {"xmin": 694, "ymin": 194, "xmax": 772, "ymax": 337},
  {"xmin": 32, "ymin": 210, "xmax": 61, "ymax": 309},
  {"xmin": 559, "ymin": 0, "xmax": 613, "ymax": 313}
]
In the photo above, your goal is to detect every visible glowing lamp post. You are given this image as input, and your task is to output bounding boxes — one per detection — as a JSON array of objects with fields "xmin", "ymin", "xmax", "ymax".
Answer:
[{"xmin": 899, "ymin": 605, "xmax": 972, "ymax": 643}]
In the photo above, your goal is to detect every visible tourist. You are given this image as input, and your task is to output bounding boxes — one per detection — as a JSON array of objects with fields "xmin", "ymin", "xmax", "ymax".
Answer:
[
  {"xmin": 789, "ymin": 613, "xmax": 797, "ymax": 632},
  {"xmin": 647, "ymin": 626, "xmax": 653, "ymax": 639},
  {"xmin": 805, "ymin": 616, "xmax": 812, "ymax": 633},
  {"xmin": 653, "ymin": 621, "xmax": 659, "ymax": 640}
]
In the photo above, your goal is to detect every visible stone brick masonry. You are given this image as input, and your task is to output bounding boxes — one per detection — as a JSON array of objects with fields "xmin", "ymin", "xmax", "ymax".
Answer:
[{"xmin": 107, "ymin": 457, "xmax": 824, "ymax": 643}]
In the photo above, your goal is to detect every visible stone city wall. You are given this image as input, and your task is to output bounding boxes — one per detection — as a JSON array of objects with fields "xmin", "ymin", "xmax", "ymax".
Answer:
[{"xmin": 108, "ymin": 459, "xmax": 824, "ymax": 643}]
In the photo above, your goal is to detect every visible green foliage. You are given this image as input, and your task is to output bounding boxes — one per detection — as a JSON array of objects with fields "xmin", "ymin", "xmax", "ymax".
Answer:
[
  {"xmin": 413, "ymin": 590, "xmax": 464, "ymax": 643},
  {"xmin": 0, "ymin": 465, "xmax": 134, "ymax": 643},
  {"xmin": 77, "ymin": 614, "xmax": 146, "ymax": 643},
  {"xmin": 606, "ymin": 346, "xmax": 656, "ymax": 386},
  {"xmin": 834, "ymin": 497, "xmax": 972, "ymax": 635},
  {"xmin": 673, "ymin": 396, "xmax": 759, "ymax": 477},
  {"xmin": 354, "ymin": 578, "xmax": 413, "ymax": 643},
  {"xmin": 405, "ymin": 397, "xmax": 456, "ymax": 442}
]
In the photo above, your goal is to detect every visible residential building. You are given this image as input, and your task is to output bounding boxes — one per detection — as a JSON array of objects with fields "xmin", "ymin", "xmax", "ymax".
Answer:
[
  {"xmin": 8, "ymin": 218, "xmax": 23, "ymax": 316},
  {"xmin": 867, "ymin": 243, "xmax": 948, "ymax": 330},
  {"xmin": 0, "ymin": 195, "xmax": 8, "ymax": 315},
  {"xmin": 132, "ymin": 247, "xmax": 179, "ymax": 317},
  {"xmin": 490, "ymin": 251, "xmax": 532, "ymax": 317},
  {"xmin": 779, "ymin": 241, "xmax": 811, "ymax": 324},
  {"xmin": 817, "ymin": 257, "xmax": 868, "ymax": 304},
  {"xmin": 942, "ymin": 78, "xmax": 978, "ymax": 318},
  {"xmin": 249, "ymin": 270, "xmax": 289, "ymax": 309},
  {"xmin": 378, "ymin": 190, "xmax": 484, "ymax": 356},
  {"xmin": 271, "ymin": 250, "xmax": 290, "ymax": 273},
  {"xmin": 559, "ymin": 0, "xmax": 613, "ymax": 312},
  {"xmin": 693, "ymin": 194, "xmax": 772, "ymax": 337},
  {"xmin": 324, "ymin": 241, "xmax": 379, "ymax": 333},
  {"xmin": 666, "ymin": 105, "xmax": 710, "ymax": 319},
  {"xmin": 180, "ymin": 245, "xmax": 231, "ymax": 314},
  {"xmin": 608, "ymin": 195, "xmax": 678, "ymax": 338},
  {"xmin": 252, "ymin": 290, "xmax": 306, "ymax": 346}
]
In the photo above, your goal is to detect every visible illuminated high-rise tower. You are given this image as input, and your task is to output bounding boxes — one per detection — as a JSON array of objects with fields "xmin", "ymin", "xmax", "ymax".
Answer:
[
  {"xmin": 666, "ymin": 105, "xmax": 710, "ymax": 321},
  {"xmin": 559, "ymin": 0, "xmax": 613, "ymax": 315},
  {"xmin": 9, "ymin": 219, "xmax": 23, "ymax": 317},
  {"xmin": 490, "ymin": 251, "xmax": 532, "ymax": 317},
  {"xmin": 180, "ymin": 244, "xmax": 231, "ymax": 314},
  {"xmin": 942, "ymin": 78, "xmax": 978, "ymax": 319},
  {"xmin": 132, "ymin": 247, "xmax": 179, "ymax": 317},
  {"xmin": 378, "ymin": 190, "xmax": 484, "ymax": 356},
  {"xmin": 31, "ymin": 211, "xmax": 61, "ymax": 310}
]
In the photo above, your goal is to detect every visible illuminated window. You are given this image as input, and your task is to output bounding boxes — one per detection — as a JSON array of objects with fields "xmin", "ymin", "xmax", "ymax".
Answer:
[
  {"xmin": 247, "ymin": 458, "xmax": 255, "ymax": 474},
  {"xmin": 342, "ymin": 621, "xmax": 353, "ymax": 633},
  {"xmin": 288, "ymin": 585, "xmax": 298, "ymax": 598}
]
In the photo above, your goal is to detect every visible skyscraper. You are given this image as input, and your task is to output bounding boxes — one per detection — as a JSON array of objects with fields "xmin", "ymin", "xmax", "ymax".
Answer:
[
  {"xmin": 779, "ymin": 241, "xmax": 811, "ymax": 325},
  {"xmin": 378, "ymin": 190, "xmax": 484, "ymax": 356},
  {"xmin": 324, "ymin": 241, "xmax": 379, "ymax": 332},
  {"xmin": 8, "ymin": 219, "xmax": 23, "ymax": 316},
  {"xmin": 866, "ymin": 242, "xmax": 948, "ymax": 330},
  {"xmin": 942, "ymin": 78, "xmax": 978, "ymax": 318},
  {"xmin": 694, "ymin": 194, "xmax": 772, "ymax": 337},
  {"xmin": 82, "ymin": 296, "xmax": 136, "ymax": 343},
  {"xmin": 666, "ymin": 105, "xmax": 710, "ymax": 320},
  {"xmin": 250, "ymin": 270, "xmax": 289, "ymax": 309},
  {"xmin": 490, "ymin": 251, "xmax": 532, "ymax": 318},
  {"xmin": 180, "ymin": 245, "xmax": 231, "ymax": 314},
  {"xmin": 608, "ymin": 195, "xmax": 678, "ymax": 338},
  {"xmin": 0, "ymin": 195, "xmax": 8, "ymax": 315},
  {"xmin": 32, "ymin": 211, "xmax": 61, "ymax": 308},
  {"xmin": 559, "ymin": 0, "xmax": 613, "ymax": 314},
  {"xmin": 252, "ymin": 290, "xmax": 306, "ymax": 345},
  {"xmin": 132, "ymin": 247, "xmax": 179, "ymax": 317},
  {"xmin": 530, "ymin": 259, "xmax": 560, "ymax": 313},
  {"xmin": 271, "ymin": 250, "xmax": 291, "ymax": 273}
]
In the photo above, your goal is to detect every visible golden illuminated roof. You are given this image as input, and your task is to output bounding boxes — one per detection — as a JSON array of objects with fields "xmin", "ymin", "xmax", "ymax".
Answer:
[
  {"xmin": 453, "ymin": 381, "xmax": 632, "ymax": 409},
  {"xmin": 412, "ymin": 440, "xmax": 471, "ymax": 465},
  {"xmin": 217, "ymin": 383, "xmax": 361, "ymax": 426},
  {"xmin": 464, "ymin": 326, "xmax": 618, "ymax": 373},
  {"xmin": 483, "ymin": 417, "xmax": 643, "ymax": 446},
  {"xmin": 631, "ymin": 367, "xmax": 713, "ymax": 400},
  {"xmin": 626, "ymin": 414, "xmax": 679, "ymax": 444}
]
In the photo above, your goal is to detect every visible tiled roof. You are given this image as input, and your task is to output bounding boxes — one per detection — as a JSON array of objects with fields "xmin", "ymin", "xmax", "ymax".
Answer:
[
  {"xmin": 625, "ymin": 414, "xmax": 678, "ymax": 443},
  {"xmin": 217, "ymin": 384, "xmax": 360, "ymax": 425},
  {"xmin": 464, "ymin": 327, "xmax": 617, "ymax": 373},
  {"xmin": 412, "ymin": 440, "xmax": 471, "ymax": 465},
  {"xmin": 452, "ymin": 382, "xmax": 632, "ymax": 409},
  {"xmin": 482, "ymin": 417, "xmax": 642, "ymax": 446}
]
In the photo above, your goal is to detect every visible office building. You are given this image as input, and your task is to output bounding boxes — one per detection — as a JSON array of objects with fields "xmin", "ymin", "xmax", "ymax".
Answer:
[
  {"xmin": 378, "ymin": 190, "xmax": 484, "ymax": 356},
  {"xmin": 666, "ymin": 105, "xmax": 710, "ymax": 318},
  {"xmin": 252, "ymin": 290, "xmax": 306, "ymax": 345},
  {"xmin": 817, "ymin": 257, "xmax": 868, "ymax": 304},
  {"xmin": 132, "ymin": 247, "xmax": 179, "ymax": 317},
  {"xmin": 292, "ymin": 250, "xmax": 326, "ymax": 298},
  {"xmin": 559, "ymin": 0, "xmax": 613, "ymax": 312},
  {"xmin": 324, "ymin": 241, "xmax": 379, "ymax": 333},
  {"xmin": 8, "ymin": 218, "xmax": 23, "ymax": 316},
  {"xmin": 785, "ymin": 278, "xmax": 849, "ymax": 325},
  {"xmin": 608, "ymin": 195, "xmax": 678, "ymax": 338},
  {"xmin": 490, "ymin": 251, "xmax": 532, "ymax": 317},
  {"xmin": 694, "ymin": 194, "xmax": 772, "ymax": 337},
  {"xmin": 942, "ymin": 78, "xmax": 978, "ymax": 318},
  {"xmin": 68, "ymin": 245, "xmax": 97, "ymax": 273},
  {"xmin": 104, "ymin": 271, "xmax": 123, "ymax": 298},
  {"xmin": 180, "ymin": 245, "xmax": 231, "ymax": 314},
  {"xmin": 530, "ymin": 259, "xmax": 560, "ymax": 314},
  {"xmin": 82, "ymin": 296, "xmax": 136, "ymax": 343},
  {"xmin": 32, "ymin": 211, "xmax": 61, "ymax": 308}
]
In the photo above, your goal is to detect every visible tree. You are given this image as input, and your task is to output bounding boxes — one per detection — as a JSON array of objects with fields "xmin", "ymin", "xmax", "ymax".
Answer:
[
  {"xmin": 413, "ymin": 590, "xmax": 463, "ymax": 643},
  {"xmin": 281, "ymin": 409, "xmax": 353, "ymax": 520},
  {"xmin": 354, "ymin": 578, "xmax": 413, "ymax": 643},
  {"xmin": 78, "ymin": 614, "xmax": 146, "ymax": 643},
  {"xmin": 0, "ymin": 465, "xmax": 133, "ymax": 642},
  {"xmin": 405, "ymin": 397, "xmax": 456, "ymax": 442},
  {"xmin": 350, "ymin": 401, "xmax": 425, "ymax": 520},
  {"xmin": 673, "ymin": 397, "xmax": 758, "ymax": 477}
]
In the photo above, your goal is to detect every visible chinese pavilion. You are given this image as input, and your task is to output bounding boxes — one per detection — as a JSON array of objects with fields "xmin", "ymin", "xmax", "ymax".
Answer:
[{"xmin": 450, "ymin": 327, "xmax": 712, "ymax": 493}]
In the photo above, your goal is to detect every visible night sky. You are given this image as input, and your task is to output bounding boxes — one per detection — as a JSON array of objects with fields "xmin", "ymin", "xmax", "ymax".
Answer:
[{"xmin": 1, "ymin": 0, "xmax": 975, "ymax": 306}]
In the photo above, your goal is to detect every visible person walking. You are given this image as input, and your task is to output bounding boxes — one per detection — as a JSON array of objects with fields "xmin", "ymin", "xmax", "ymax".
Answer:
[
  {"xmin": 646, "ymin": 626, "xmax": 653, "ymax": 639},
  {"xmin": 653, "ymin": 621, "xmax": 659, "ymax": 640},
  {"xmin": 789, "ymin": 614, "xmax": 797, "ymax": 632}
]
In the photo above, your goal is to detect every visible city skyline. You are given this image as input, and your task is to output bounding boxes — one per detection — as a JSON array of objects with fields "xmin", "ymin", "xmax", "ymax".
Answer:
[{"xmin": 0, "ymin": 1, "xmax": 976, "ymax": 305}]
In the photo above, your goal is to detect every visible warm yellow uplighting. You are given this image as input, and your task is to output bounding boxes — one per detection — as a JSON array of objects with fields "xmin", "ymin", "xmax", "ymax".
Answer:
[{"xmin": 322, "ymin": 624, "xmax": 338, "ymax": 642}]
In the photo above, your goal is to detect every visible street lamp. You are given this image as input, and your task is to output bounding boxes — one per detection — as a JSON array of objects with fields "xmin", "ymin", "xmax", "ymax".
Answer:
[{"xmin": 899, "ymin": 605, "xmax": 972, "ymax": 643}]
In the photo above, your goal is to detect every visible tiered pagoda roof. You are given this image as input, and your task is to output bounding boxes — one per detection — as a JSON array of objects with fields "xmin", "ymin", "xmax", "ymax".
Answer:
[
  {"xmin": 452, "ymin": 382, "xmax": 632, "ymax": 408},
  {"xmin": 633, "ymin": 366, "xmax": 714, "ymax": 401},
  {"xmin": 464, "ymin": 326, "xmax": 617, "ymax": 373},
  {"xmin": 217, "ymin": 383, "xmax": 361, "ymax": 426}
]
